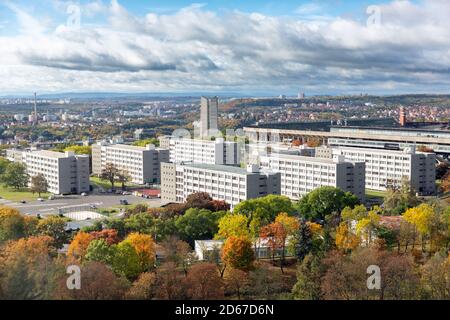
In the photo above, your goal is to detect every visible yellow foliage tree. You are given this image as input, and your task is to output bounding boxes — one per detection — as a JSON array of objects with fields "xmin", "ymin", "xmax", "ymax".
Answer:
[
  {"xmin": 216, "ymin": 214, "xmax": 250, "ymax": 240},
  {"xmin": 68, "ymin": 232, "xmax": 94, "ymax": 261},
  {"xmin": 123, "ymin": 233, "xmax": 156, "ymax": 271},
  {"xmin": 403, "ymin": 204, "xmax": 439, "ymax": 251},
  {"xmin": 275, "ymin": 212, "xmax": 300, "ymax": 236},
  {"xmin": 335, "ymin": 223, "xmax": 360, "ymax": 251}
]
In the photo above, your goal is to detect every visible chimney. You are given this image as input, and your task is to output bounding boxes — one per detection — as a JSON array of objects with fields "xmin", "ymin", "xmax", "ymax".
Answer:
[{"xmin": 399, "ymin": 106, "xmax": 406, "ymax": 127}]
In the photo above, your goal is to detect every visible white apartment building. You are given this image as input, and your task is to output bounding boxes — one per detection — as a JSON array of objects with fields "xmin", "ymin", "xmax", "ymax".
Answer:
[
  {"xmin": 168, "ymin": 137, "xmax": 239, "ymax": 166},
  {"xmin": 92, "ymin": 142, "xmax": 170, "ymax": 185},
  {"xmin": 21, "ymin": 150, "xmax": 90, "ymax": 195},
  {"xmin": 260, "ymin": 153, "xmax": 365, "ymax": 202},
  {"xmin": 331, "ymin": 146, "xmax": 436, "ymax": 195},
  {"xmin": 161, "ymin": 162, "xmax": 281, "ymax": 208}
]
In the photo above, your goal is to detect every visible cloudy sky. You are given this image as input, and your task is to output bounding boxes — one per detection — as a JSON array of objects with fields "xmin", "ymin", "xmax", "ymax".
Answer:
[{"xmin": 0, "ymin": 0, "xmax": 449, "ymax": 96}]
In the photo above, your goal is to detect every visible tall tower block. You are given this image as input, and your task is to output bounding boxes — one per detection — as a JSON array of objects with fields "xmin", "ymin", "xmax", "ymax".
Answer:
[{"xmin": 200, "ymin": 96, "xmax": 219, "ymax": 138}]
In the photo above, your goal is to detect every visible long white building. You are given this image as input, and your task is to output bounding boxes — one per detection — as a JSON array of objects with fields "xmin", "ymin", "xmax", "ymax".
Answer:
[
  {"xmin": 20, "ymin": 150, "xmax": 90, "ymax": 195},
  {"xmin": 329, "ymin": 146, "xmax": 436, "ymax": 195},
  {"xmin": 260, "ymin": 153, "xmax": 365, "ymax": 201},
  {"xmin": 161, "ymin": 162, "xmax": 280, "ymax": 208},
  {"xmin": 92, "ymin": 142, "xmax": 169, "ymax": 185},
  {"xmin": 167, "ymin": 137, "xmax": 239, "ymax": 166}
]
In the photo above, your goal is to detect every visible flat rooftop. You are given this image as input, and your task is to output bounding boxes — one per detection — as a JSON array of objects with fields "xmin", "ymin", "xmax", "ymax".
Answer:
[
  {"xmin": 28, "ymin": 150, "xmax": 74, "ymax": 158},
  {"xmin": 180, "ymin": 162, "xmax": 273, "ymax": 175}
]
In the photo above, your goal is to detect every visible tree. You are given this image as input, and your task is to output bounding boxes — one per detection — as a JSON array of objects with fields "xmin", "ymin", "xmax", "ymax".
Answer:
[
  {"xmin": 441, "ymin": 170, "xmax": 450, "ymax": 193},
  {"xmin": 292, "ymin": 253, "xmax": 326, "ymax": 300},
  {"xmin": 420, "ymin": 253, "xmax": 450, "ymax": 299},
  {"xmin": 112, "ymin": 241, "xmax": 142, "ymax": 280},
  {"xmin": 436, "ymin": 162, "xmax": 449, "ymax": 180},
  {"xmin": 85, "ymin": 239, "xmax": 116, "ymax": 264},
  {"xmin": 124, "ymin": 212, "xmax": 154, "ymax": 235},
  {"xmin": 221, "ymin": 236, "xmax": 255, "ymax": 272},
  {"xmin": 355, "ymin": 209, "xmax": 381, "ymax": 246},
  {"xmin": 296, "ymin": 187, "xmax": 359, "ymax": 221},
  {"xmin": 64, "ymin": 145, "xmax": 92, "ymax": 155},
  {"xmin": 67, "ymin": 232, "xmax": 94, "ymax": 261},
  {"xmin": 293, "ymin": 221, "xmax": 313, "ymax": 261},
  {"xmin": 260, "ymin": 222, "xmax": 288, "ymax": 272},
  {"xmin": 1, "ymin": 162, "xmax": 28, "ymax": 190},
  {"xmin": 384, "ymin": 177, "xmax": 420, "ymax": 215},
  {"xmin": 184, "ymin": 263, "xmax": 224, "ymax": 300},
  {"xmin": 90, "ymin": 229, "xmax": 120, "ymax": 245},
  {"xmin": 234, "ymin": 195, "xmax": 295, "ymax": 226},
  {"xmin": 123, "ymin": 233, "xmax": 156, "ymax": 272},
  {"xmin": 154, "ymin": 262, "xmax": 187, "ymax": 300},
  {"xmin": 210, "ymin": 200, "xmax": 230, "ymax": 212},
  {"xmin": 36, "ymin": 216, "xmax": 68, "ymax": 249},
  {"xmin": 161, "ymin": 236, "xmax": 193, "ymax": 276},
  {"xmin": 0, "ymin": 236, "xmax": 61, "ymax": 300},
  {"xmin": 223, "ymin": 268, "xmax": 249, "ymax": 300},
  {"xmin": 30, "ymin": 174, "xmax": 48, "ymax": 197},
  {"xmin": 0, "ymin": 207, "xmax": 26, "ymax": 242},
  {"xmin": 54, "ymin": 261, "xmax": 129, "ymax": 300},
  {"xmin": 116, "ymin": 169, "xmax": 130, "ymax": 191},
  {"xmin": 0, "ymin": 157, "xmax": 10, "ymax": 176},
  {"xmin": 335, "ymin": 223, "xmax": 360, "ymax": 252},
  {"xmin": 100, "ymin": 163, "xmax": 119, "ymax": 190},
  {"xmin": 185, "ymin": 192, "xmax": 213, "ymax": 210},
  {"xmin": 403, "ymin": 203, "xmax": 439, "ymax": 251},
  {"xmin": 174, "ymin": 208, "xmax": 224, "ymax": 246},
  {"xmin": 125, "ymin": 272, "xmax": 156, "ymax": 300},
  {"xmin": 215, "ymin": 213, "xmax": 250, "ymax": 240}
]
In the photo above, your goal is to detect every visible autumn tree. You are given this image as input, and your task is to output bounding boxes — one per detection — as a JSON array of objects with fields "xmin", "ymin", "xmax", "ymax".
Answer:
[
  {"xmin": 37, "ymin": 216, "xmax": 68, "ymax": 249},
  {"xmin": 403, "ymin": 203, "xmax": 439, "ymax": 251},
  {"xmin": 54, "ymin": 261, "xmax": 129, "ymax": 300},
  {"xmin": 0, "ymin": 207, "xmax": 27, "ymax": 242},
  {"xmin": 123, "ymin": 233, "xmax": 156, "ymax": 272},
  {"xmin": 420, "ymin": 253, "xmax": 450, "ymax": 299},
  {"xmin": 185, "ymin": 192, "xmax": 213, "ymax": 210},
  {"xmin": 260, "ymin": 221, "xmax": 290, "ymax": 272},
  {"xmin": 154, "ymin": 262, "xmax": 187, "ymax": 300},
  {"xmin": 90, "ymin": 229, "xmax": 120, "ymax": 245},
  {"xmin": 223, "ymin": 268, "xmax": 249, "ymax": 300},
  {"xmin": 100, "ymin": 163, "xmax": 119, "ymax": 190},
  {"xmin": 116, "ymin": 169, "xmax": 131, "ymax": 191},
  {"xmin": 216, "ymin": 213, "xmax": 250, "ymax": 240},
  {"xmin": 111, "ymin": 241, "xmax": 142, "ymax": 280},
  {"xmin": 67, "ymin": 232, "xmax": 94, "ymax": 261},
  {"xmin": 161, "ymin": 236, "xmax": 193, "ymax": 276},
  {"xmin": 335, "ymin": 223, "xmax": 360, "ymax": 252},
  {"xmin": 125, "ymin": 272, "xmax": 156, "ymax": 300},
  {"xmin": 30, "ymin": 174, "xmax": 48, "ymax": 197},
  {"xmin": 221, "ymin": 236, "xmax": 255, "ymax": 272},
  {"xmin": 383, "ymin": 177, "xmax": 420, "ymax": 215},
  {"xmin": 184, "ymin": 263, "xmax": 224, "ymax": 300}
]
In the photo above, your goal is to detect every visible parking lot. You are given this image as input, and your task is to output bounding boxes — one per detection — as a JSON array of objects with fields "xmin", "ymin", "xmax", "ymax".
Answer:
[{"xmin": 0, "ymin": 192, "xmax": 162, "ymax": 217}]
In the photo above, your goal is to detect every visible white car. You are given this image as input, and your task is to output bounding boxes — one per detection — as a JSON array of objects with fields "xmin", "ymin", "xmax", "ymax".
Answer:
[
  {"xmin": 37, "ymin": 198, "xmax": 44, "ymax": 202},
  {"xmin": 81, "ymin": 192, "xmax": 88, "ymax": 197}
]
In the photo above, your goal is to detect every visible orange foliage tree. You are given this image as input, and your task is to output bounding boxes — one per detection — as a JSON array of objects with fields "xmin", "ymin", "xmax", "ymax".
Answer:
[
  {"xmin": 221, "ymin": 236, "xmax": 255, "ymax": 272},
  {"xmin": 184, "ymin": 263, "xmax": 224, "ymax": 300},
  {"xmin": 68, "ymin": 232, "xmax": 94, "ymax": 261},
  {"xmin": 123, "ymin": 233, "xmax": 156, "ymax": 272}
]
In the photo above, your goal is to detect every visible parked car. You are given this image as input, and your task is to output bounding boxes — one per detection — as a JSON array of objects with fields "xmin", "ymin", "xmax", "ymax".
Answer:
[
  {"xmin": 20, "ymin": 200, "xmax": 27, "ymax": 204},
  {"xmin": 81, "ymin": 192, "xmax": 88, "ymax": 197},
  {"xmin": 48, "ymin": 195, "xmax": 55, "ymax": 200},
  {"xmin": 37, "ymin": 198, "xmax": 44, "ymax": 202},
  {"xmin": 120, "ymin": 199, "xmax": 129, "ymax": 205}
]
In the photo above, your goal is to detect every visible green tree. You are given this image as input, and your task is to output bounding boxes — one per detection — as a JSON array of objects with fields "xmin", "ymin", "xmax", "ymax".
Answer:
[
  {"xmin": 0, "ymin": 157, "xmax": 10, "ymax": 176},
  {"xmin": 296, "ymin": 187, "xmax": 359, "ymax": 221},
  {"xmin": 215, "ymin": 213, "xmax": 250, "ymax": 240},
  {"xmin": 100, "ymin": 163, "xmax": 119, "ymax": 191},
  {"xmin": 30, "ymin": 174, "xmax": 48, "ymax": 197},
  {"xmin": 293, "ymin": 221, "xmax": 313, "ymax": 261},
  {"xmin": 1, "ymin": 162, "xmax": 29, "ymax": 190},
  {"xmin": 112, "ymin": 241, "xmax": 142, "ymax": 280},
  {"xmin": 174, "ymin": 208, "xmax": 224, "ymax": 246},
  {"xmin": 292, "ymin": 253, "xmax": 326, "ymax": 300},
  {"xmin": 85, "ymin": 239, "xmax": 116, "ymax": 264},
  {"xmin": 64, "ymin": 145, "xmax": 92, "ymax": 155},
  {"xmin": 36, "ymin": 216, "xmax": 68, "ymax": 249}
]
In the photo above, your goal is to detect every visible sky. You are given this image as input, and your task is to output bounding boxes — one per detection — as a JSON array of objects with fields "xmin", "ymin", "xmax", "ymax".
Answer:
[{"xmin": 0, "ymin": 0, "xmax": 449, "ymax": 96}]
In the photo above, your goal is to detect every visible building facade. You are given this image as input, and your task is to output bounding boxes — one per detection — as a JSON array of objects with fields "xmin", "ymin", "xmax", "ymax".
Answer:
[
  {"xmin": 168, "ymin": 137, "xmax": 239, "ymax": 166},
  {"xmin": 20, "ymin": 150, "xmax": 90, "ymax": 195},
  {"xmin": 200, "ymin": 96, "xmax": 219, "ymax": 138},
  {"xmin": 260, "ymin": 153, "xmax": 365, "ymax": 201},
  {"xmin": 332, "ymin": 146, "xmax": 436, "ymax": 195},
  {"xmin": 161, "ymin": 162, "xmax": 281, "ymax": 208},
  {"xmin": 92, "ymin": 142, "xmax": 170, "ymax": 185}
]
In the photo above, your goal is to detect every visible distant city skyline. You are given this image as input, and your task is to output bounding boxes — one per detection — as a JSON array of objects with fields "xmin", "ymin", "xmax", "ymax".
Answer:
[{"xmin": 0, "ymin": 0, "xmax": 449, "ymax": 95}]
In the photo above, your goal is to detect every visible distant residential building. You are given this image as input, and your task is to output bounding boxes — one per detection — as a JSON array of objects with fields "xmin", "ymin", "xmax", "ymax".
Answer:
[
  {"xmin": 260, "ymin": 153, "xmax": 365, "ymax": 201},
  {"xmin": 332, "ymin": 146, "xmax": 436, "ymax": 195},
  {"xmin": 168, "ymin": 137, "xmax": 239, "ymax": 166},
  {"xmin": 92, "ymin": 142, "xmax": 169, "ymax": 185},
  {"xmin": 17, "ymin": 150, "xmax": 90, "ymax": 195},
  {"xmin": 200, "ymin": 97, "xmax": 219, "ymax": 138},
  {"xmin": 161, "ymin": 162, "xmax": 281, "ymax": 208}
]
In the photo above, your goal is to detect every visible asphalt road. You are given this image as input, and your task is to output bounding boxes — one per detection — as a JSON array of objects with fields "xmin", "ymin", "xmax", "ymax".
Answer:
[{"xmin": 0, "ymin": 193, "xmax": 161, "ymax": 217}]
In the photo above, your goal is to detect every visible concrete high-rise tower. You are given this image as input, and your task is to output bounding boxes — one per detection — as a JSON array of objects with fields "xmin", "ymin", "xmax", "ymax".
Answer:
[
  {"xmin": 200, "ymin": 96, "xmax": 219, "ymax": 138},
  {"xmin": 33, "ymin": 92, "xmax": 38, "ymax": 125}
]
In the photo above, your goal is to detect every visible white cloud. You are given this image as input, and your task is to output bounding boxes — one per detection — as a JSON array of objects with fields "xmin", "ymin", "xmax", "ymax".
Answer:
[{"xmin": 0, "ymin": 0, "xmax": 450, "ymax": 94}]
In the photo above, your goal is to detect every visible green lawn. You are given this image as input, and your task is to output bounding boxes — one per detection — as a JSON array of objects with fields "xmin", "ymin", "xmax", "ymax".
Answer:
[
  {"xmin": 90, "ymin": 176, "xmax": 140, "ymax": 190},
  {"xmin": 365, "ymin": 189, "xmax": 387, "ymax": 199},
  {"xmin": 0, "ymin": 185, "xmax": 51, "ymax": 202}
]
